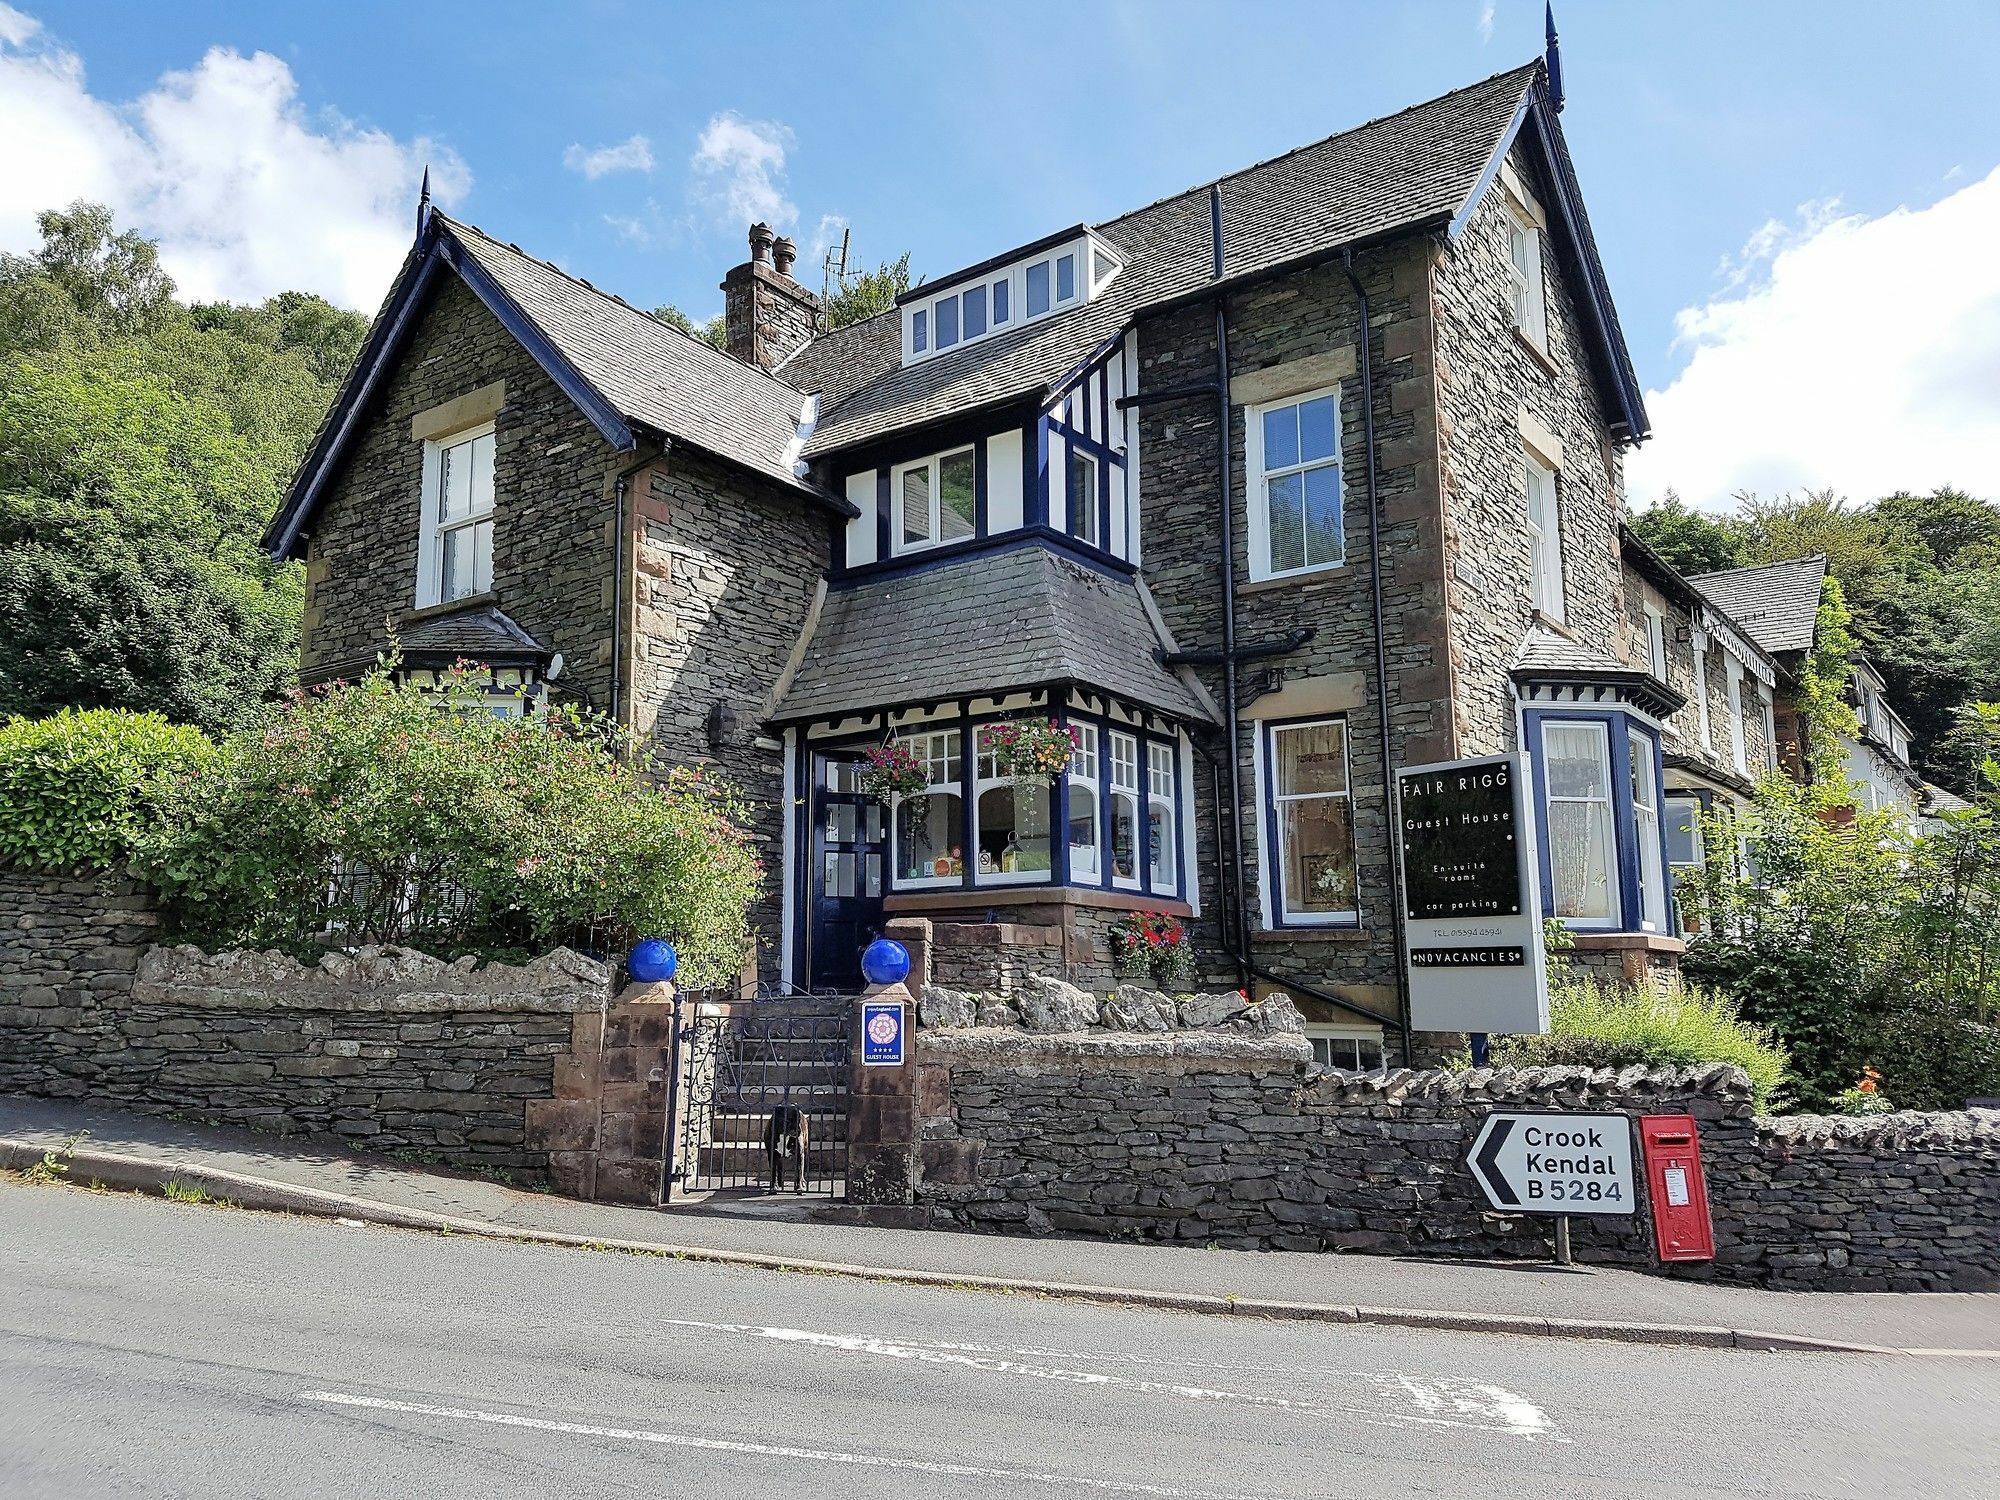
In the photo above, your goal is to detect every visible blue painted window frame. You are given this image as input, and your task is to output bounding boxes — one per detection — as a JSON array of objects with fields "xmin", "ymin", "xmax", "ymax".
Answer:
[
  {"xmin": 1258, "ymin": 714, "xmax": 1362, "ymax": 930},
  {"xmin": 1522, "ymin": 707, "xmax": 1676, "ymax": 934}
]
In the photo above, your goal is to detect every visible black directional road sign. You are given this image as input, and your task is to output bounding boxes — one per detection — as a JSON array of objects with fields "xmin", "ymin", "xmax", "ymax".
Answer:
[{"xmin": 1467, "ymin": 1112, "xmax": 1637, "ymax": 1216}]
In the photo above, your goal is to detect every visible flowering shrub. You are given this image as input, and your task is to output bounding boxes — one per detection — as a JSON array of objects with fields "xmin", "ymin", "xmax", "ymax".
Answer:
[
  {"xmin": 980, "ymin": 719, "xmax": 1078, "ymax": 782},
  {"xmin": 857, "ymin": 741, "xmax": 931, "ymax": 810},
  {"xmin": 1832, "ymin": 1067, "xmax": 1895, "ymax": 1115},
  {"xmin": 0, "ymin": 708, "xmax": 214, "ymax": 870},
  {"xmin": 137, "ymin": 661, "xmax": 759, "ymax": 982},
  {"xmin": 1110, "ymin": 909, "xmax": 1195, "ymax": 989}
]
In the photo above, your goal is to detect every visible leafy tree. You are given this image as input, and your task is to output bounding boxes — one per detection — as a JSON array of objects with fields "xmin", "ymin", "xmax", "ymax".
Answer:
[
  {"xmin": 822, "ymin": 252, "xmax": 912, "ymax": 330},
  {"xmin": 1628, "ymin": 489, "xmax": 1751, "ymax": 575},
  {"xmin": 0, "ymin": 204, "xmax": 363, "ymax": 733},
  {"xmin": 652, "ymin": 303, "xmax": 727, "ymax": 350}
]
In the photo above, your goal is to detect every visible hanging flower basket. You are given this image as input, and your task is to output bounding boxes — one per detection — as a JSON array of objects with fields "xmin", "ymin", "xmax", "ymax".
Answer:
[
  {"xmin": 858, "ymin": 742, "xmax": 930, "ymax": 821},
  {"xmin": 979, "ymin": 719, "xmax": 1078, "ymax": 785},
  {"xmin": 1110, "ymin": 910, "xmax": 1195, "ymax": 989}
]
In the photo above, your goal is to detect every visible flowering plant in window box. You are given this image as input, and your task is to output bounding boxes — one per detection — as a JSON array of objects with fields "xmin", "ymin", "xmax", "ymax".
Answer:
[
  {"xmin": 858, "ymin": 742, "xmax": 930, "ymax": 820},
  {"xmin": 980, "ymin": 719, "xmax": 1078, "ymax": 784},
  {"xmin": 1110, "ymin": 909, "xmax": 1195, "ymax": 989}
]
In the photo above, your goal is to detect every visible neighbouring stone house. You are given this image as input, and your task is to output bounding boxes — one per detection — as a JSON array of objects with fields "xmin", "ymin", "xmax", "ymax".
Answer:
[{"xmin": 264, "ymin": 44, "xmax": 1796, "ymax": 1064}]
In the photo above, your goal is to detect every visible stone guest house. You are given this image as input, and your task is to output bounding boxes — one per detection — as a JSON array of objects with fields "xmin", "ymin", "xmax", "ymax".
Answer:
[{"xmin": 265, "ymin": 45, "xmax": 1783, "ymax": 1064}]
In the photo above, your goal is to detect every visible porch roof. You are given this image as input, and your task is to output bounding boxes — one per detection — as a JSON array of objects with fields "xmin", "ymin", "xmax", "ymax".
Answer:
[{"xmin": 768, "ymin": 543, "xmax": 1212, "ymax": 726}]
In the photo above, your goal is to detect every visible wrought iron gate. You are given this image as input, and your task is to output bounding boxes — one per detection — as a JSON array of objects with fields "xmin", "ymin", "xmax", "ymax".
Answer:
[{"xmin": 663, "ymin": 989, "xmax": 852, "ymax": 1202}]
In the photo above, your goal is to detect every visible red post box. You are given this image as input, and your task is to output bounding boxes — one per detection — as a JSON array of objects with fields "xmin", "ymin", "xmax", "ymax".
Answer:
[{"xmin": 1639, "ymin": 1113, "xmax": 1715, "ymax": 1262}]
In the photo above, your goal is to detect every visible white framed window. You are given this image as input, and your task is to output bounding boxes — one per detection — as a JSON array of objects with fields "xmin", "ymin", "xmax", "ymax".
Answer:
[
  {"xmin": 1266, "ymin": 719, "xmax": 1358, "ymax": 924},
  {"xmin": 1068, "ymin": 448, "xmax": 1099, "ymax": 546},
  {"xmin": 973, "ymin": 724, "xmax": 1052, "ymax": 885},
  {"xmin": 418, "ymin": 422, "xmax": 495, "ymax": 607},
  {"xmin": 1542, "ymin": 720, "xmax": 1618, "ymax": 926},
  {"xmin": 891, "ymin": 729, "xmax": 963, "ymax": 888},
  {"xmin": 893, "ymin": 448, "xmax": 977, "ymax": 555},
  {"xmin": 1026, "ymin": 259, "xmax": 1052, "ymax": 318},
  {"xmin": 1146, "ymin": 741, "xmax": 1177, "ymax": 892},
  {"xmin": 1692, "ymin": 633, "xmax": 1715, "ymax": 751},
  {"xmin": 1066, "ymin": 723, "xmax": 1100, "ymax": 881},
  {"xmin": 1246, "ymin": 387, "xmax": 1343, "ymax": 580},
  {"xmin": 1108, "ymin": 729, "xmax": 1142, "ymax": 890},
  {"xmin": 1305, "ymin": 1024, "xmax": 1385, "ymax": 1073},
  {"xmin": 1628, "ymin": 728, "xmax": 1668, "ymax": 932},
  {"xmin": 1505, "ymin": 201, "xmax": 1547, "ymax": 347},
  {"xmin": 1665, "ymin": 793, "xmax": 1703, "ymax": 869},
  {"xmin": 911, "ymin": 308, "xmax": 927, "ymax": 354},
  {"xmin": 1724, "ymin": 658, "xmax": 1749, "ymax": 776},
  {"xmin": 991, "ymin": 277, "xmax": 1010, "ymax": 326},
  {"xmin": 1524, "ymin": 450, "xmax": 1564, "ymax": 621},
  {"xmin": 1643, "ymin": 605, "xmax": 1667, "ymax": 681}
]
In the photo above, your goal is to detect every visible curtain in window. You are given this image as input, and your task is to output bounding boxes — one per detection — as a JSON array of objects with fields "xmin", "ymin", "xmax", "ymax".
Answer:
[{"xmin": 1544, "ymin": 722, "xmax": 1615, "ymax": 920}]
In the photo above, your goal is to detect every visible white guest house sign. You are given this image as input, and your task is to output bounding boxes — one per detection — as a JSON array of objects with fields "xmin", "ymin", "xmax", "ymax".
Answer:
[{"xmin": 1395, "ymin": 754, "xmax": 1549, "ymax": 1034}]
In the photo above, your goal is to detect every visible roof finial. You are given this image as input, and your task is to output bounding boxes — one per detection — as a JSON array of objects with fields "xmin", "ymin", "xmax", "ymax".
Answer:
[
  {"xmin": 1544, "ymin": 2, "xmax": 1565, "ymax": 113},
  {"xmin": 417, "ymin": 165, "xmax": 433, "ymax": 235}
]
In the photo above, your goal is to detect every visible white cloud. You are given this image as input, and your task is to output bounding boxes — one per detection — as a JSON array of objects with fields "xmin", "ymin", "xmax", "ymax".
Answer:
[
  {"xmin": 0, "ymin": 10, "xmax": 466, "ymax": 311},
  {"xmin": 1477, "ymin": 2, "xmax": 1496, "ymax": 43},
  {"xmin": 1627, "ymin": 167, "xmax": 2000, "ymax": 510},
  {"xmin": 563, "ymin": 134, "xmax": 653, "ymax": 180},
  {"xmin": 690, "ymin": 110, "xmax": 795, "ymax": 229}
]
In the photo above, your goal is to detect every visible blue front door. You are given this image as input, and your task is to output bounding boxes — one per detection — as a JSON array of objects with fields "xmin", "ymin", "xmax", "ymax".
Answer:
[{"xmin": 808, "ymin": 753, "xmax": 886, "ymax": 991}]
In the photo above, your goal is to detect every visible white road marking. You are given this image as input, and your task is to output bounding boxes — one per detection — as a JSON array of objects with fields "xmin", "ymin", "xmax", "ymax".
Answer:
[
  {"xmin": 652, "ymin": 1317, "xmax": 1566, "ymax": 1442},
  {"xmin": 298, "ymin": 1390, "xmax": 1270, "ymax": 1498}
]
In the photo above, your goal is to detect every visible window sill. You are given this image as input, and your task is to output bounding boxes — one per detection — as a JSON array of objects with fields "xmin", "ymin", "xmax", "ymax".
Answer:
[
  {"xmin": 886, "ymin": 887, "xmax": 1191, "ymax": 918},
  {"xmin": 402, "ymin": 591, "xmax": 499, "ymax": 624},
  {"xmin": 1514, "ymin": 326, "xmax": 1559, "ymax": 377},
  {"xmin": 1529, "ymin": 607, "xmax": 1576, "ymax": 640},
  {"xmin": 1256, "ymin": 925, "xmax": 1371, "ymax": 943},
  {"xmin": 1568, "ymin": 931, "xmax": 1688, "ymax": 955},
  {"xmin": 1240, "ymin": 563, "xmax": 1349, "ymax": 596}
]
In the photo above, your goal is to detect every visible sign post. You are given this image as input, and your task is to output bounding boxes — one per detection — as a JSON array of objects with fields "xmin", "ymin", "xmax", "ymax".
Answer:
[{"xmin": 1394, "ymin": 753, "xmax": 1548, "ymax": 1036}]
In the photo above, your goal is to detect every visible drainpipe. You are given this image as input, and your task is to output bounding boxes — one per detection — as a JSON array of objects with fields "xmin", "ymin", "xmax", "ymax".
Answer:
[
  {"xmin": 608, "ymin": 445, "xmax": 664, "ymax": 731},
  {"xmin": 1342, "ymin": 248, "xmax": 1415, "ymax": 1060},
  {"xmin": 1209, "ymin": 187, "xmax": 1254, "ymax": 991}
]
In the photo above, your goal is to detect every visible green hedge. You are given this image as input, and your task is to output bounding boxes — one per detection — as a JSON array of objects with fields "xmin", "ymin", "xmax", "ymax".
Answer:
[
  {"xmin": 1493, "ymin": 972, "xmax": 1790, "ymax": 1110},
  {"xmin": 0, "ymin": 707, "xmax": 214, "ymax": 870}
]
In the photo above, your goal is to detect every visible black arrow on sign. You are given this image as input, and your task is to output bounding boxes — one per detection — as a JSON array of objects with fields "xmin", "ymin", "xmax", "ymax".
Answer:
[{"xmin": 1473, "ymin": 1117, "xmax": 1518, "ymax": 1207}]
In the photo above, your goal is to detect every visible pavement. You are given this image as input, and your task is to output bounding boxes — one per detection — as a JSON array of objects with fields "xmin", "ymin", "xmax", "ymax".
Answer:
[
  {"xmin": 4, "ymin": 1094, "xmax": 1997, "ymax": 1359},
  {"xmin": 7, "ymin": 1184, "xmax": 1999, "ymax": 1499}
]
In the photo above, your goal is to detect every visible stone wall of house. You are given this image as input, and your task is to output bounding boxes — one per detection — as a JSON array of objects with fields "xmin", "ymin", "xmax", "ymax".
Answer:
[
  {"xmin": 1433, "ymin": 143, "xmax": 1627, "ymax": 757},
  {"xmin": 0, "ymin": 869, "xmax": 610, "ymax": 1178},
  {"xmin": 1620, "ymin": 563, "xmax": 1774, "ymax": 788},
  {"xmin": 627, "ymin": 447, "xmax": 834, "ymax": 980},
  {"xmin": 910, "ymin": 998, "xmax": 2000, "ymax": 1290},
  {"xmin": 1133, "ymin": 240, "xmax": 1442, "ymax": 1041},
  {"xmin": 299, "ymin": 275, "xmax": 625, "ymax": 711}
]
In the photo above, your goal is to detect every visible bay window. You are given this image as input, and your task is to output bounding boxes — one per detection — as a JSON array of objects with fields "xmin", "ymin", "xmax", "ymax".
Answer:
[
  {"xmin": 1628, "ymin": 728, "xmax": 1668, "ymax": 931},
  {"xmin": 1265, "ymin": 718, "xmax": 1358, "ymax": 925},
  {"xmin": 1665, "ymin": 793, "xmax": 1703, "ymax": 871},
  {"xmin": 420, "ymin": 423, "xmax": 495, "ymax": 606},
  {"xmin": 1066, "ymin": 724, "xmax": 1101, "ymax": 880},
  {"xmin": 1068, "ymin": 448, "xmax": 1099, "ymax": 546},
  {"xmin": 1542, "ymin": 720, "xmax": 1617, "ymax": 924},
  {"xmin": 1109, "ymin": 729, "xmax": 1142, "ymax": 889},
  {"xmin": 894, "ymin": 448, "xmax": 977, "ymax": 554},
  {"xmin": 974, "ymin": 723, "xmax": 1052, "ymax": 882},
  {"xmin": 1147, "ymin": 742, "xmax": 1177, "ymax": 891},
  {"xmin": 892, "ymin": 729, "xmax": 963, "ymax": 887},
  {"xmin": 1247, "ymin": 387, "xmax": 1343, "ymax": 580}
]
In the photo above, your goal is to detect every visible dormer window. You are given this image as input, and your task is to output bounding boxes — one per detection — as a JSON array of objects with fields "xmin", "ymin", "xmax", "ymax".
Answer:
[
  {"xmin": 893, "ymin": 448, "xmax": 976, "ymax": 554},
  {"xmin": 417, "ymin": 422, "xmax": 495, "ymax": 606},
  {"xmin": 902, "ymin": 231, "xmax": 1114, "ymax": 363}
]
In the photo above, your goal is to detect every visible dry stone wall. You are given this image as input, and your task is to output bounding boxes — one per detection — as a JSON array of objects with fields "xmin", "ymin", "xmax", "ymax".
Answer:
[
  {"xmin": 913, "ymin": 993, "xmax": 2000, "ymax": 1290},
  {"xmin": 1, "ymin": 869, "xmax": 610, "ymax": 1177}
]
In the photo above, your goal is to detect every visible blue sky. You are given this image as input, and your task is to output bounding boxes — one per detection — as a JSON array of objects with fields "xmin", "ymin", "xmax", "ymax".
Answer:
[{"xmin": 5, "ymin": 1, "xmax": 1998, "ymax": 504}]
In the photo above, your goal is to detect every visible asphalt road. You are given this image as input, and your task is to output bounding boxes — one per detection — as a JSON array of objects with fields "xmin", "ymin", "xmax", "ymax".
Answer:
[{"xmin": 2, "ymin": 1182, "xmax": 1995, "ymax": 1499}]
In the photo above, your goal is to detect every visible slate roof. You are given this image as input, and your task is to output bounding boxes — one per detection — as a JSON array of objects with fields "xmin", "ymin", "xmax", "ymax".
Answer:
[
  {"xmin": 440, "ymin": 216, "xmax": 815, "ymax": 492},
  {"xmin": 398, "ymin": 604, "xmax": 549, "ymax": 662},
  {"xmin": 793, "ymin": 62, "xmax": 1562, "ymax": 457},
  {"xmin": 770, "ymin": 545, "xmax": 1211, "ymax": 725},
  {"xmin": 1687, "ymin": 556, "xmax": 1828, "ymax": 656}
]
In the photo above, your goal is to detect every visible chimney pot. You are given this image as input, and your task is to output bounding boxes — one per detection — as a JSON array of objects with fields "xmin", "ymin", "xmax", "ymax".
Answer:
[
  {"xmin": 772, "ymin": 236, "xmax": 797, "ymax": 278},
  {"xmin": 748, "ymin": 222, "xmax": 776, "ymax": 265}
]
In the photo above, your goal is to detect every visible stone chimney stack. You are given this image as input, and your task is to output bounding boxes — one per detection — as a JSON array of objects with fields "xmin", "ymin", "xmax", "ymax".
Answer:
[{"xmin": 723, "ymin": 222, "xmax": 820, "ymax": 371}]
